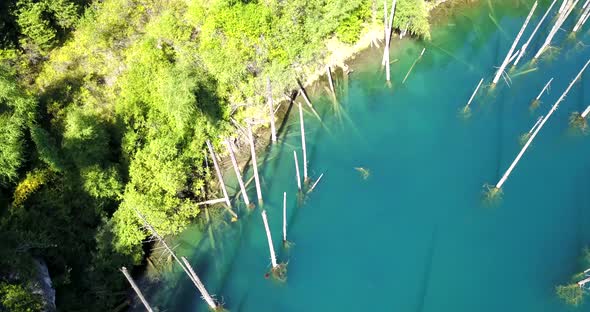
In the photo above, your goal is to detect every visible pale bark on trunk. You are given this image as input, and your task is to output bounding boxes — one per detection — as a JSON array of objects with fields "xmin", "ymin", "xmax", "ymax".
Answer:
[
  {"xmin": 529, "ymin": 116, "xmax": 544, "ymax": 133},
  {"xmin": 326, "ymin": 66, "xmax": 336, "ymax": 98},
  {"xmin": 267, "ymin": 77, "xmax": 277, "ymax": 143},
  {"xmin": 536, "ymin": 78, "xmax": 554, "ymax": 100},
  {"xmin": 294, "ymin": 151, "xmax": 302, "ymax": 191},
  {"xmin": 196, "ymin": 198, "xmax": 226, "ymax": 206},
  {"xmin": 261, "ymin": 210, "xmax": 278, "ymax": 268},
  {"xmin": 535, "ymin": 0, "xmax": 579, "ymax": 59},
  {"xmin": 121, "ymin": 267, "xmax": 154, "ymax": 312},
  {"xmin": 180, "ymin": 257, "xmax": 217, "ymax": 310},
  {"xmin": 298, "ymin": 102, "xmax": 308, "ymax": 182},
  {"xmin": 464, "ymin": 78, "xmax": 484, "ymax": 111},
  {"xmin": 493, "ymin": 1, "xmax": 538, "ymax": 85},
  {"xmin": 224, "ymin": 139, "xmax": 250, "ymax": 206},
  {"xmin": 247, "ymin": 125, "xmax": 263, "ymax": 204},
  {"xmin": 402, "ymin": 48, "xmax": 426, "ymax": 84},
  {"xmin": 206, "ymin": 140, "xmax": 237, "ymax": 219},
  {"xmin": 283, "ymin": 192, "xmax": 287, "ymax": 242},
  {"xmin": 582, "ymin": 105, "xmax": 590, "ymax": 118},
  {"xmin": 308, "ymin": 173, "xmax": 324, "ymax": 193},
  {"xmin": 573, "ymin": 1, "xmax": 590, "ymax": 31},
  {"xmin": 514, "ymin": 0, "xmax": 558, "ymax": 66},
  {"xmin": 496, "ymin": 59, "xmax": 590, "ymax": 189}
]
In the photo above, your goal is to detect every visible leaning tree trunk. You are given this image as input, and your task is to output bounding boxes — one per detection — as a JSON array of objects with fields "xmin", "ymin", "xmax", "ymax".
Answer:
[
  {"xmin": 293, "ymin": 151, "xmax": 302, "ymax": 191},
  {"xmin": 224, "ymin": 139, "xmax": 250, "ymax": 207},
  {"xmin": 495, "ymin": 59, "xmax": 590, "ymax": 190},
  {"xmin": 463, "ymin": 78, "xmax": 484, "ymax": 113},
  {"xmin": 535, "ymin": 0, "xmax": 579, "ymax": 59},
  {"xmin": 514, "ymin": 0, "xmax": 558, "ymax": 66},
  {"xmin": 261, "ymin": 210, "xmax": 278, "ymax": 268},
  {"xmin": 247, "ymin": 125, "xmax": 263, "ymax": 204},
  {"xmin": 298, "ymin": 102, "xmax": 308, "ymax": 182},
  {"xmin": 121, "ymin": 267, "xmax": 154, "ymax": 312},
  {"xmin": 493, "ymin": 1, "xmax": 538, "ymax": 85},
  {"xmin": 206, "ymin": 140, "xmax": 238, "ymax": 220},
  {"xmin": 283, "ymin": 192, "xmax": 287, "ymax": 243},
  {"xmin": 180, "ymin": 257, "xmax": 218, "ymax": 310},
  {"xmin": 267, "ymin": 77, "xmax": 277, "ymax": 143}
]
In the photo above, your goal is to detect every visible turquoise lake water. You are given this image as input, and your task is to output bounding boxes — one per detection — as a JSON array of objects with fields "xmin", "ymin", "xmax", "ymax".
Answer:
[{"xmin": 139, "ymin": 1, "xmax": 590, "ymax": 311}]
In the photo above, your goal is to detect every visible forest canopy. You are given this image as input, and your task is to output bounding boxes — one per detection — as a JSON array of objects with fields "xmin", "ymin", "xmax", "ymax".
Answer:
[{"xmin": 0, "ymin": 0, "xmax": 432, "ymax": 310}]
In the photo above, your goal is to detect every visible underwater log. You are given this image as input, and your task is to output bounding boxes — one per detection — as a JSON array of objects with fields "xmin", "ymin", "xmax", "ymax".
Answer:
[
  {"xmin": 121, "ymin": 267, "xmax": 154, "ymax": 312},
  {"xmin": 495, "ymin": 59, "xmax": 590, "ymax": 190},
  {"xmin": 248, "ymin": 125, "xmax": 264, "ymax": 204},
  {"xmin": 493, "ymin": 1, "xmax": 538, "ymax": 85},
  {"xmin": 261, "ymin": 210, "xmax": 278, "ymax": 268},
  {"xmin": 267, "ymin": 77, "xmax": 277, "ymax": 143},
  {"xmin": 298, "ymin": 102, "xmax": 308, "ymax": 182},
  {"xmin": 224, "ymin": 139, "xmax": 250, "ymax": 207},
  {"xmin": 181, "ymin": 257, "xmax": 218, "ymax": 310},
  {"xmin": 514, "ymin": 0, "xmax": 558, "ymax": 66},
  {"xmin": 294, "ymin": 151, "xmax": 302, "ymax": 191},
  {"xmin": 207, "ymin": 140, "xmax": 238, "ymax": 219}
]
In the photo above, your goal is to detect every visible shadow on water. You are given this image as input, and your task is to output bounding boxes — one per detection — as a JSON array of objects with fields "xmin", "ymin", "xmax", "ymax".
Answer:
[{"xmin": 415, "ymin": 225, "xmax": 438, "ymax": 312}]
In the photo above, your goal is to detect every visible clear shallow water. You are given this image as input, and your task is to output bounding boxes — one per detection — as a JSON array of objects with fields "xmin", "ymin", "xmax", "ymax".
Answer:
[{"xmin": 142, "ymin": 1, "xmax": 590, "ymax": 311}]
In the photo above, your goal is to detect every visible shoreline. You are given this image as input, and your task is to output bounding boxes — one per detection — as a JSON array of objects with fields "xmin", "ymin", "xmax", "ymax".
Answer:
[{"xmin": 142, "ymin": 0, "xmax": 474, "ymax": 300}]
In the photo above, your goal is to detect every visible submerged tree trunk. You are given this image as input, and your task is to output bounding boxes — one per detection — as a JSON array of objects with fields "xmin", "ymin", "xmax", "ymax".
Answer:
[
  {"xmin": 573, "ymin": 1, "xmax": 590, "ymax": 31},
  {"xmin": 582, "ymin": 105, "xmax": 590, "ymax": 118},
  {"xmin": 536, "ymin": 78, "xmax": 554, "ymax": 100},
  {"xmin": 267, "ymin": 77, "xmax": 277, "ymax": 143},
  {"xmin": 402, "ymin": 48, "xmax": 426, "ymax": 84},
  {"xmin": 283, "ymin": 192, "xmax": 287, "ymax": 243},
  {"xmin": 463, "ymin": 78, "xmax": 484, "ymax": 112},
  {"xmin": 495, "ymin": 59, "xmax": 590, "ymax": 189},
  {"xmin": 196, "ymin": 198, "xmax": 226, "ymax": 206},
  {"xmin": 180, "ymin": 257, "xmax": 218, "ymax": 310},
  {"xmin": 326, "ymin": 66, "xmax": 336, "ymax": 99},
  {"xmin": 121, "ymin": 267, "xmax": 154, "ymax": 312},
  {"xmin": 308, "ymin": 173, "xmax": 324, "ymax": 193},
  {"xmin": 294, "ymin": 150, "xmax": 302, "ymax": 191},
  {"xmin": 384, "ymin": 0, "xmax": 391, "ymax": 82},
  {"xmin": 224, "ymin": 139, "xmax": 250, "ymax": 207},
  {"xmin": 247, "ymin": 125, "xmax": 263, "ymax": 204},
  {"xmin": 298, "ymin": 102, "xmax": 308, "ymax": 182},
  {"xmin": 206, "ymin": 140, "xmax": 237, "ymax": 220},
  {"xmin": 529, "ymin": 116, "xmax": 544, "ymax": 133},
  {"xmin": 261, "ymin": 210, "xmax": 278, "ymax": 268},
  {"xmin": 493, "ymin": 1, "xmax": 538, "ymax": 85},
  {"xmin": 381, "ymin": 0, "xmax": 397, "ymax": 66},
  {"xmin": 535, "ymin": 0, "xmax": 579, "ymax": 59},
  {"xmin": 514, "ymin": 0, "xmax": 558, "ymax": 66}
]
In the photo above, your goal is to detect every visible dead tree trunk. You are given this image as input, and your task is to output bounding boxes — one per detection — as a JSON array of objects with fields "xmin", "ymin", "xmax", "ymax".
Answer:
[
  {"xmin": 247, "ymin": 125, "xmax": 263, "ymax": 204},
  {"xmin": 293, "ymin": 150, "xmax": 302, "ymax": 191},
  {"xmin": 326, "ymin": 66, "xmax": 336, "ymax": 99},
  {"xmin": 402, "ymin": 48, "xmax": 426, "ymax": 84},
  {"xmin": 121, "ymin": 267, "xmax": 154, "ymax": 312},
  {"xmin": 261, "ymin": 210, "xmax": 278, "ymax": 268},
  {"xmin": 298, "ymin": 102, "xmax": 308, "ymax": 182},
  {"xmin": 180, "ymin": 257, "xmax": 218, "ymax": 310},
  {"xmin": 463, "ymin": 78, "xmax": 484, "ymax": 113},
  {"xmin": 514, "ymin": 0, "xmax": 558, "ymax": 66},
  {"xmin": 283, "ymin": 192, "xmax": 287, "ymax": 243},
  {"xmin": 535, "ymin": 0, "xmax": 579, "ymax": 59},
  {"xmin": 267, "ymin": 77, "xmax": 277, "ymax": 143},
  {"xmin": 224, "ymin": 139, "xmax": 250, "ymax": 207},
  {"xmin": 206, "ymin": 140, "xmax": 238, "ymax": 220},
  {"xmin": 493, "ymin": 1, "xmax": 538, "ymax": 85},
  {"xmin": 495, "ymin": 59, "xmax": 590, "ymax": 190}
]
